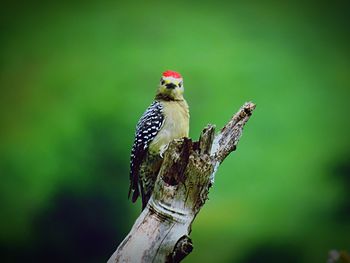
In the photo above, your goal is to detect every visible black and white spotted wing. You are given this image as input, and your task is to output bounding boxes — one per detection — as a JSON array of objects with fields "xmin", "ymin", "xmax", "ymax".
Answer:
[{"xmin": 128, "ymin": 100, "xmax": 164, "ymax": 203}]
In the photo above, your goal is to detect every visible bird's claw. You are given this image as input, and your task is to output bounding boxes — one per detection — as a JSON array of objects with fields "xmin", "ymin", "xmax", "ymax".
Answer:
[{"xmin": 159, "ymin": 144, "xmax": 169, "ymax": 158}]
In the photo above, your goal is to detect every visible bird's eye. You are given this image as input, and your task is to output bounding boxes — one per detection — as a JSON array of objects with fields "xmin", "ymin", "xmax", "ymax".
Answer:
[
  {"xmin": 178, "ymin": 82, "xmax": 182, "ymax": 87},
  {"xmin": 161, "ymin": 80, "xmax": 165, "ymax": 85}
]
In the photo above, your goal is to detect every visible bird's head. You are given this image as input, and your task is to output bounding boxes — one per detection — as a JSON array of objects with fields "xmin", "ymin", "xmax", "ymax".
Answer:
[{"xmin": 156, "ymin": 70, "xmax": 184, "ymax": 100}]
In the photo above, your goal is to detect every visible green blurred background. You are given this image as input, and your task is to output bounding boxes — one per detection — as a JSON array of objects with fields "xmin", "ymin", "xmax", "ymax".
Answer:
[{"xmin": 1, "ymin": 0, "xmax": 350, "ymax": 262}]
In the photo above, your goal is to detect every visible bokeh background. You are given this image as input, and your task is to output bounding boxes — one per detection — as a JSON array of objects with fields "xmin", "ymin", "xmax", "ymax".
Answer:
[{"xmin": 1, "ymin": 0, "xmax": 350, "ymax": 262}]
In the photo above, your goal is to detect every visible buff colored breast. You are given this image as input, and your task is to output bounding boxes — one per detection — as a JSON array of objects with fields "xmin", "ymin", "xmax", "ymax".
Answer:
[{"xmin": 149, "ymin": 100, "xmax": 189, "ymax": 154}]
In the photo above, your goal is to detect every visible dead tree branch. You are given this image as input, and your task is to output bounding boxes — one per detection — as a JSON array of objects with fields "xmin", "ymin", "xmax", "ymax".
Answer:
[{"xmin": 108, "ymin": 102, "xmax": 256, "ymax": 263}]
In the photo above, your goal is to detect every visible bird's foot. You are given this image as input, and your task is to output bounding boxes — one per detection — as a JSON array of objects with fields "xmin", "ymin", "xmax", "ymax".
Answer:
[{"xmin": 159, "ymin": 144, "xmax": 169, "ymax": 158}]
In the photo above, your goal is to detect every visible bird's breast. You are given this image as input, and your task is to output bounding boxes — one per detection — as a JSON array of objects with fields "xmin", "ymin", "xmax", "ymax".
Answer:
[{"xmin": 149, "ymin": 100, "xmax": 189, "ymax": 154}]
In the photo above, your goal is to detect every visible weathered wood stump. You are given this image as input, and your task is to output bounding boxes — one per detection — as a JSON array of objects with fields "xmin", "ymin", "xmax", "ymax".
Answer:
[{"xmin": 108, "ymin": 102, "xmax": 256, "ymax": 263}]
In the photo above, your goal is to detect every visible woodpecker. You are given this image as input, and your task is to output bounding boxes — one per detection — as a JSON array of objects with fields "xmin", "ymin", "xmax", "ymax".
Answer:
[{"xmin": 129, "ymin": 70, "xmax": 190, "ymax": 209}]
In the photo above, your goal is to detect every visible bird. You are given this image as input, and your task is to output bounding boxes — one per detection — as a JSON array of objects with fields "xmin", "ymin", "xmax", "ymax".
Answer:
[{"xmin": 128, "ymin": 70, "xmax": 190, "ymax": 209}]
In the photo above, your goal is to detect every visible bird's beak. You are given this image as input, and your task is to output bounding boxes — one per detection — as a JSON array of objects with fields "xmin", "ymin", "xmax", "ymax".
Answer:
[{"xmin": 165, "ymin": 83, "xmax": 176, "ymax": 89}]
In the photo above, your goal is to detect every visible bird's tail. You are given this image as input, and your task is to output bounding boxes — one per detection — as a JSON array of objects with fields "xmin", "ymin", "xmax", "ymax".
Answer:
[{"xmin": 128, "ymin": 184, "xmax": 139, "ymax": 203}]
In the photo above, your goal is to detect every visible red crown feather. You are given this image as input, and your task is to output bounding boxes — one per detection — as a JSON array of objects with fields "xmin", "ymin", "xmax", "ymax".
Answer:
[{"xmin": 162, "ymin": 70, "xmax": 182, "ymax": 79}]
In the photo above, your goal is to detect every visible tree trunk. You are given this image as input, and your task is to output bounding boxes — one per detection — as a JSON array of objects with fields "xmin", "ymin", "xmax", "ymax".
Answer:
[{"xmin": 108, "ymin": 102, "xmax": 256, "ymax": 263}]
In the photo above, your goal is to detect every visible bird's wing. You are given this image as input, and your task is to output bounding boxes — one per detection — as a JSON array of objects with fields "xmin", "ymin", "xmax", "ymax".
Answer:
[{"xmin": 129, "ymin": 100, "xmax": 164, "ymax": 204}]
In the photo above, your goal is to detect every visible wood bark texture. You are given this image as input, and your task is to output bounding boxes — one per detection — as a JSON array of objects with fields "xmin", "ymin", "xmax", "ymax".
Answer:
[{"xmin": 108, "ymin": 102, "xmax": 256, "ymax": 263}]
